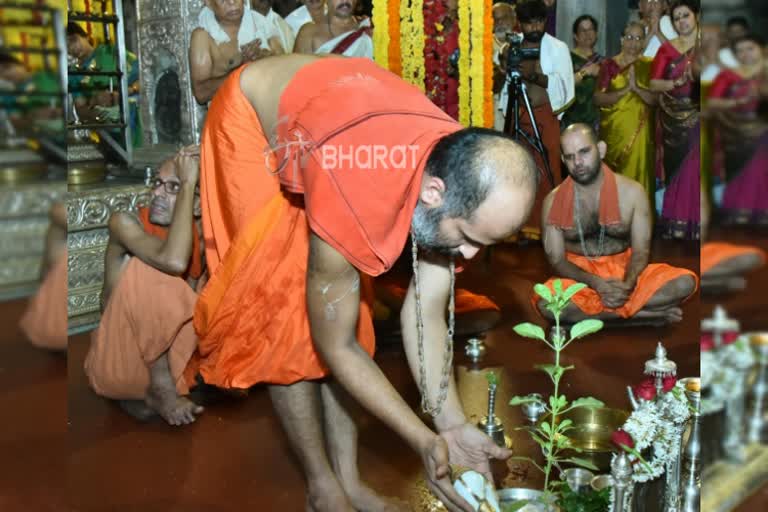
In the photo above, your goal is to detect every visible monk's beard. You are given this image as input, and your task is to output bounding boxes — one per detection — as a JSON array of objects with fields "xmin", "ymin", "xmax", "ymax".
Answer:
[
  {"xmin": 411, "ymin": 204, "xmax": 461, "ymax": 257},
  {"xmin": 570, "ymin": 159, "xmax": 602, "ymax": 185}
]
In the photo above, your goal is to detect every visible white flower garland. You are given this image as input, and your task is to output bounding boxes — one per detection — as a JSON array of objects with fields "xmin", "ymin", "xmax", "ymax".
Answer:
[
  {"xmin": 701, "ymin": 336, "xmax": 755, "ymax": 415},
  {"xmin": 621, "ymin": 382, "xmax": 691, "ymax": 483}
]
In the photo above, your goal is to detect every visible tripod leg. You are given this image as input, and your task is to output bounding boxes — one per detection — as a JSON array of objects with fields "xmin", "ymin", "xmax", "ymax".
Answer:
[{"xmin": 519, "ymin": 83, "xmax": 555, "ymax": 189}]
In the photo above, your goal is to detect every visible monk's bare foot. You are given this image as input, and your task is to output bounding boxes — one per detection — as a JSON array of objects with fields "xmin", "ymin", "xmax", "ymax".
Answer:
[
  {"xmin": 663, "ymin": 306, "xmax": 683, "ymax": 323},
  {"xmin": 145, "ymin": 389, "xmax": 204, "ymax": 426},
  {"xmin": 118, "ymin": 399, "xmax": 157, "ymax": 422},
  {"xmin": 307, "ymin": 478, "xmax": 354, "ymax": 512},
  {"xmin": 346, "ymin": 483, "xmax": 409, "ymax": 512}
]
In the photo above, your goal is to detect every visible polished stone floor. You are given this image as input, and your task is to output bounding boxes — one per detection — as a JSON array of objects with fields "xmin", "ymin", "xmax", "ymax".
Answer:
[{"xmin": 2, "ymin": 230, "xmax": 763, "ymax": 510}]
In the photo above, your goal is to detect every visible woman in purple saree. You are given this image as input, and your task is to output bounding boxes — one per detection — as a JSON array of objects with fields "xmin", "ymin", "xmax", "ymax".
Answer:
[{"xmin": 650, "ymin": 0, "xmax": 700, "ymax": 239}]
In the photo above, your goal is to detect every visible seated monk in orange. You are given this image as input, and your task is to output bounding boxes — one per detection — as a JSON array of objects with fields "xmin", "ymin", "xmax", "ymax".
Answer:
[
  {"xmin": 84, "ymin": 146, "xmax": 205, "ymax": 426},
  {"xmin": 700, "ymin": 187, "xmax": 766, "ymax": 293},
  {"xmin": 195, "ymin": 54, "xmax": 538, "ymax": 512},
  {"xmin": 535, "ymin": 124, "xmax": 698, "ymax": 326},
  {"xmin": 20, "ymin": 201, "xmax": 67, "ymax": 351}
]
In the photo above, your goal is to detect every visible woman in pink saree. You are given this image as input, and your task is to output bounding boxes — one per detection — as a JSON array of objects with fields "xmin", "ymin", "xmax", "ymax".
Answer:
[
  {"xmin": 650, "ymin": 0, "xmax": 700, "ymax": 239},
  {"xmin": 707, "ymin": 34, "xmax": 768, "ymax": 225}
]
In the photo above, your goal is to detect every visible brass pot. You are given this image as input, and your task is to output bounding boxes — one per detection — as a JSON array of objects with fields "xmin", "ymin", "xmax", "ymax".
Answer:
[{"xmin": 542, "ymin": 407, "xmax": 630, "ymax": 473}]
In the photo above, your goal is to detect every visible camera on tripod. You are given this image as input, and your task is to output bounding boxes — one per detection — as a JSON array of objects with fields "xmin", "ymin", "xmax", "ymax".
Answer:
[{"xmin": 504, "ymin": 32, "xmax": 540, "ymax": 72}]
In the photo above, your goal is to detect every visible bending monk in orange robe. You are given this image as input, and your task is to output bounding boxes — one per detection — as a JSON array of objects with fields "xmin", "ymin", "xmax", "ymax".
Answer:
[
  {"xmin": 20, "ymin": 201, "xmax": 68, "ymax": 351},
  {"xmin": 700, "ymin": 187, "xmax": 766, "ymax": 293},
  {"xmin": 195, "ymin": 54, "xmax": 538, "ymax": 512},
  {"xmin": 535, "ymin": 124, "xmax": 698, "ymax": 326},
  {"xmin": 85, "ymin": 146, "xmax": 206, "ymax": 426}
]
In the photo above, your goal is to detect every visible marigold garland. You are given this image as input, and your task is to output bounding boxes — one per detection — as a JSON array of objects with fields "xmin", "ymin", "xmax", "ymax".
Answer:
[
  {"xmin": 400, "ymin": 0, "xmax": 426, "ymax": 91},
  {"xmin": 469, "ymin": 0, "xmax": 484, "ymax": 126},
  {"xmin": 483, "ymin": 0, "xmax": 494, "ymax": 127},
  {"xmin": 388, "ymin": 1, "xmax": 402, "ymax": 75},
  {"xmin": 372, "ymin": 0, "xmax": 389, "ymax": 69},
  {"xmin": 457, "ymin": 0, "xmax": 471, "ymax": 126}
]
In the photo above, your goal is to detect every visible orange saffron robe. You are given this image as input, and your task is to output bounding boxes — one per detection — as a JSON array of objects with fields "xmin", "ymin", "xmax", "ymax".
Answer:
[
  {"xmin": 701, "ymin": 242, "xmax": 766, "ymax": 275},
  {"xmin": 533, "ymin": 166, "xmax": 698, "ymax": 317},
  {"xmin": 194, "ymin": 59, "xmax": 462, "ymax": 388},
  {"xmin": 84, "ymin": 208, "xmax": 203, "ymax": 399},
  {"xmin": 19, "ymin": 253, "xmax": 68, "ymax": 351}
]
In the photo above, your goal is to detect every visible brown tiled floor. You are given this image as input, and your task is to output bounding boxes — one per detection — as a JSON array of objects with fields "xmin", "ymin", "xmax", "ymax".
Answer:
[{"xmin": 1, "ymin": 236, "xmax": 708, "ymax": 510}]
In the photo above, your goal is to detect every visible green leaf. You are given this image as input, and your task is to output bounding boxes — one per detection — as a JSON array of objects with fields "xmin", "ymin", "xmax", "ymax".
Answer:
[
  {"xmin": 557, "ymin": 394, "xmax": 568, "ymax": 409},
  {"xmin": 541, "ymin": 422, "xmax": 552, "ymax": 435},
  {"xmin": 534, "ymin": 283, "xmax": 553, "ymax": 303},
  {"xmin": 553, "ymin": 279, "xmax": 563, "ymax": 296},
  {"xmin": 513, "ymin": 322, "xmax": 547, "ymax": 341},
  {"xmin": 568, "ymin": 396, "xmax": 606, "ymax": 410},
  {"xmin": 570, "ymin": 319, "xmax": 604, "ymax": 340},
  {"xmin": 486, "ymin": 371, "xmax": 498, "ymax": 387},
  {"xmin": 535, "ymin": 364, "xmax": 558, "ymax": 380},
  {"xmin": 562, "ymin": 282, "xmax": 588, "ymax": 302},
  {"xmin": 557, "ymin": 419, "xmax": 573, "ymax": 432},
  {"xmin": 509, "ymin": 395, "xmax": 540, "ymax": 406},
  {"xmin": 563, "ymin": 457, "xmax": 600, "ymax": 471}
]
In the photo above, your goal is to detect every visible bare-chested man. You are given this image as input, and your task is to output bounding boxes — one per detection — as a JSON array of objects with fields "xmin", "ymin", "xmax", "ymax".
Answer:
[
  {"xmin": 536, "ymin": 124, "xmax": 698, "ymax": 326},
  {"xmin": 84, "ymin": 147, "xmax": 206, "ymax": 426},
  {"xmin": 285, "ymin": 0, "xmax": 327, "ymax": 36},
  {"xmin": 190, "ymin": 0, "xmax": 277, "ymax": 105},
  {"xmin": 498, "ymin": 0, "xmax": 574, "ymax": 238},
  {"xmin": 293, "ymin": 0, "xmax": 372, "ymax": 58}
]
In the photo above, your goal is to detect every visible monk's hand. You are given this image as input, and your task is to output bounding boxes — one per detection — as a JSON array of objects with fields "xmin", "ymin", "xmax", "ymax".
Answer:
[
  {"xmin": 596, "ymin": 279, "xmax": 630, "ymax": 308},
  {"xmin": 441, "ymin": 422, "xmax": 512, "ymax": 484},
  {"xmin": 175, "ymin": 148, "xmax": 200, "ymax": 186},
  {"xmin": 241, "ymin": 40, "xmax": 264, "ymax": 62},
  {"xmin": 419, "ymin": 434, "xmax": 474, "ymax": 512}
]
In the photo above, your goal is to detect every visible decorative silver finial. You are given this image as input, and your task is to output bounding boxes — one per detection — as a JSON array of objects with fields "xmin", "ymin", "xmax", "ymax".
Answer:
[
  {"xmin": 610, "ymin": 453, "xmax": 633, "ymax": 512},
  {"xmin": 645, "ymin": 341, "xmax": 677, "ymax": 397},
  {"xmin": 465, "ymin": 338, "xmax": 486, "ymax": 364},
  {"xmin": 144, "ymin": 166, "xmax": 153, "ymax": 187},
  {"xmin": 478, "ymin": 380, "xmax": 507, "ymax": 448},
  {"xmin": 701, "ymin": 306, "xmax": 739, "ymax": 349}
]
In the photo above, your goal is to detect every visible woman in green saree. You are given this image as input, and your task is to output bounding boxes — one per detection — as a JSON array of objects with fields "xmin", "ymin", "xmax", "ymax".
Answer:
[
  {"xmin": 561, "ymin": 14, "xmax": 603, "ymax": 130},
  {"xmin": 594, "ymin": 22, "xmax": 658, "ymax": 208}
]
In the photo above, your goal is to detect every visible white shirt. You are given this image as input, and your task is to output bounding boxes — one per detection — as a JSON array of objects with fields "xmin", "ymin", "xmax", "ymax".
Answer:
[{"xmin": 643, "ymin": 15, "xmax": 677, "ymax": 58}]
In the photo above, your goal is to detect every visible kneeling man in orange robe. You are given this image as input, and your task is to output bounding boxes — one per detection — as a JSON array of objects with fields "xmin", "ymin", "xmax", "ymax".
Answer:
[
  {"xmin": 195, "ymin": 54, "xmax": 539, "ymax": 512},
  {"xmin": 84, "ymin": 146, "xmax": 206, "ymax": 426},
  {"xmin": 534, "ymin": 124, "xmax": 698, "ymax": 326},
  {"xmin": 700, "ymin": 188, "xmax": 765, "ymax": 293},
  {"xmin": 20, "ymin": 201, "xmax": 68, "ymax": 350}
]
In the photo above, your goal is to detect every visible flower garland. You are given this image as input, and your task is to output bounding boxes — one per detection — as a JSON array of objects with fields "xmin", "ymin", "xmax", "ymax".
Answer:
[
  {"xmin": 422, "ymin": 1, "xmax": 450, "ymax": 111},
  {"xmin": 457, "ymin": 0, "xmax": 471, "ymax": 126},
  {"xmin": 701, "ymin": 334, "xmax": 755, "ymax": 415},
  {"xmin": 483, "ymin": 0, "xmax": 494, "ymax": 127},
  {"xmin": 613, "ymin": 377, "xmax": 691, "ymax": 483},
  {"xmin": 388, "ymin": 0, "xmax": 402, "ymax": 75},
  {"xmin": 469, "ymin": 0, "xmax": 484, "ymax": 126},
  {"xmin": 372, "ymin": 0, "xmax": 389, "ymax": 69},
  {"xmin": 399, "ymin": 0, "xmax": 426, "ymax": 91}
]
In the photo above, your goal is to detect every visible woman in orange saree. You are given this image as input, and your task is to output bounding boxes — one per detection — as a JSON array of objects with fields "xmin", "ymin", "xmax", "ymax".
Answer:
[{"xmin": 595, "ymin": 22, "xmax": 657, "ymax": 209}]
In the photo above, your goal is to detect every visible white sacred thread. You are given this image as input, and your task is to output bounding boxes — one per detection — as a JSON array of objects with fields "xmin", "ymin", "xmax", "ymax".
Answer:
[
  {"xmin": 411, "ymin": 234, "xmax": 456, "ymax": 417},
  {"xmin": 320, "ymin": 268, "xmax": 360, "ymax": 321}
]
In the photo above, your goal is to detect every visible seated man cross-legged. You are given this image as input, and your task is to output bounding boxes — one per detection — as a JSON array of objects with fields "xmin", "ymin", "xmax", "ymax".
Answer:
[
  {"xmin": 536, "ymin": 124, "xmax": 698, "ymax": 326},
  {"xmin": 84, "ymin": 146, "xmax": 206, "ymax": 426}
]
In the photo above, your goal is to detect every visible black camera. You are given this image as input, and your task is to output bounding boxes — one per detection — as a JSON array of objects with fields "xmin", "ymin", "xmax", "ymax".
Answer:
[{"xmin": 505, "ymin": 32, "xmax": 540, "ymax": 71}]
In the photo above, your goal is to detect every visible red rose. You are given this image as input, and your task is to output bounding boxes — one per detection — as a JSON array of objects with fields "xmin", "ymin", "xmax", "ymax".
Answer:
[
  {"xmin": 662, "ymin": 376, "xmax": 677, "ymax": 393},
  {"xmin": 633, "ymin": 378, "xmax": 657, "ymax": 401},
  {"xmin": 701, "ymin": 331, "xmax": 739, "ymax": 350},
  {"xmin": 723, "ymin": 331, "xmax": 739, "ymax": 345},
  {"xmin": 611, "ymin": 429, "xmax": 635, "ymax": 450},
  {"xmin": 700, "ymin": 335, "xmax": 714, "ymax": 352}
]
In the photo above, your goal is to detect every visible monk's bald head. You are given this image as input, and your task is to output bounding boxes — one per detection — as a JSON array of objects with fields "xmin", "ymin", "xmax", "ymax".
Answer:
[
  {"xmin": 413, "ymin": 128, "xmax": 538, "ymax": 259},
  {"xmin": 560, "ymin": 123, "xmax": 606, "ymax": 185}
]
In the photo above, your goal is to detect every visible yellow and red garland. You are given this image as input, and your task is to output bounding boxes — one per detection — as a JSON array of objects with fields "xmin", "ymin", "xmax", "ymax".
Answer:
[{"xmin": 373, "ymin": 0, "xmax": 494, "ymax": 128}]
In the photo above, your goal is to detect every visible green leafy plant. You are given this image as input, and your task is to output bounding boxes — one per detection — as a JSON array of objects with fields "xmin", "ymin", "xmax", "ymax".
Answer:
[
  {"xmin": 509, "ymin": 280, "xmax": 606, "ymax": 499},
  {"xmin": 556, "ymin": 485, "xmax": 611, "ymax": 512}
]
